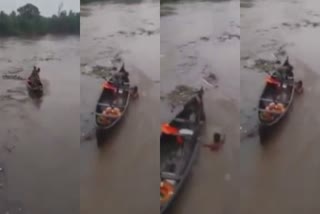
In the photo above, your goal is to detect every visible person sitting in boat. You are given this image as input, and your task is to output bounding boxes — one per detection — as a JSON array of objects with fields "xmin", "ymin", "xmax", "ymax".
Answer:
[
  {"xmin": 28, "ymin": 66, "xmax": 42, "ymax": 87},
  {"xmin": 122, "ymin": 71, "xmax": 129, "ymax": 83},
  {"xmin": 110, "ymin": 74, "xmax": 124, "ymax": 90},
  {"xmin": 274, "ymin": 59, "xmax": 292, "ymax": 83},
  {"xmin": 113, "ymin": 64, "xmax": 129, "ymax": 83},
  {"xmin": 114, "ymin": 67, "xmax": 129, "ymax": 86}
]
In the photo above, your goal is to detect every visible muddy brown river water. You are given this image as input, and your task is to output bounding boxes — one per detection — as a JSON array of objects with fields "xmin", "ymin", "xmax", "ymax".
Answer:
[
  {"xmin": 241, "ymin": 0, "xmax": 320, "ymax": 213},
  {"xmin": 0, "ymin": 36, "xmax": 79, "ymax": 213},
  {"xmin": 2, "ymin": 0, "xmax": 317, "ymax": 213},
  {"xmin": 161, "ymin": 1, "xmax": 239, "ymax": 213},
  {"xmin": 80, "ymin": 1, "xmax": 159, "ymax": 214}
]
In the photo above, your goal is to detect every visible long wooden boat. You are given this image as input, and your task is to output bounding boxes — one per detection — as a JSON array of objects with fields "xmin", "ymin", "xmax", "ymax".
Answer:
[
  {"xmin": 160, "ymin": 89, "xmax": 205, "ymax": 213},
  {"xmin": 258, "ymin": 57, "xmax": 295, "ymax": 137},
  {"xmin": 95, "ymin": 65, "xmax": 130, "ymax": 130}
]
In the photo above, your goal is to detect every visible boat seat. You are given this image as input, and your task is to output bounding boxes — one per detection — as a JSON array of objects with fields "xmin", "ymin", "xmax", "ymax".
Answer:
[
  {"xmin": 258, "ymin": 109, "xmax": 283, "ymax": 114},
  {"xmin": 260, "ymin": 98, "xmax": 274, "ymax": 103},
  {"xmin": 161, "ymin": 172, "xmax": 181, "ymax": 181},
  {"xmin": 260, "ymin": 98, "xmax": 290, "ymax": 105},
  {"xmin": 179, "ymin": 129, "xmax": 194, "ymax": 136},
  {"xmin": 173, "ymin": 118, "xmax": 193, "ymax": 124},
  {"xmin": 113, "ymin": 105, "xmax": 126, "ymax": 109},
  {"xmin": 97, "ymin": 103, "xmax": 111, "ymax": 107}
]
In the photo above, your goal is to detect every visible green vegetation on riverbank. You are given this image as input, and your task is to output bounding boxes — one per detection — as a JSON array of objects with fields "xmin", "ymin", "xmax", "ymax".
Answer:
[
  {"xmin": 81, "ymin": 0, "xmax": 117, "ymax": 3},
  {"xmin": 0, "ymin": 4, "xmax": 80, "ymax": 37},
  {"xmin": 81, "ymin": 0, "xmax": 97, "ymax": 3},
  {"xmin": 81, "ymin": 0, "xmax": 148, "ymax": 4},
  {"xmin": 161, "ymin": 0, "xmax": 224, "ymax": 3}
]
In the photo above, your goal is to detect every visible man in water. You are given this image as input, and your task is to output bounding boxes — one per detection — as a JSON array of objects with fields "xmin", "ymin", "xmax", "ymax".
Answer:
[
  {"xmin": 295, "ymin": 80, "xmax": 304, "ymax": 94},
  {"xmin": 203, "ymin": 131, "xmax": 225, "ymax": 151},
  {"xmin": 131, "ymin": 86, "xmax": 139, "ymax": 99}
]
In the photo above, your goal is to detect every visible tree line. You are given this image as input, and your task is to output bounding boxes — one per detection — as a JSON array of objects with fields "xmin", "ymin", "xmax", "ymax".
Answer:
[
  {"xmin": 0, "ymin": 4, "xmax": 80, "ymax": 37},
  {"xmin": 81, "ymin": 0, "xmax": 146, "ymax": 4}
]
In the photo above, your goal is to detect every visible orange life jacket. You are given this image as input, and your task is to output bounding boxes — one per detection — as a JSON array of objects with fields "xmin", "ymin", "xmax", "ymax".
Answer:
[
  {"xmin": 103, "ymin": 82, "xmax": 117, "ymax": 93},
  {"xmin": 161, "ymin": 123, "xmax": 183, "ymax": 144},
  {"xmin": 162, "ymin": 123, "xmax": 178, "ymax": 135},
  {"xmin": 266, "ymin": 76, "xmax": 280, "ymax": 87}
]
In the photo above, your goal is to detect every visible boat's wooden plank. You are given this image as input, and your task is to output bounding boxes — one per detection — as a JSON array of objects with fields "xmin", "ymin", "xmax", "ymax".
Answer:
[
  {"xmin": 161, "ymin": 172, "xmax": 181, "ymax": 181},
  {"xmin": 258, "ymin": 109, "xmax": 284, "ymax": 114},
  {"xmin": 260, "ymin": 98, "xmax": 274, "ymax": 102},
  {"xmin": 97, "ymin": 103, "xmax": 110, "ymax": 107},
  {"xmin": 173, "ymin": 118, "xmax": 193, "ymax": 124},
  {"xmin": 260, "ymin": 97, "xmax": 291, "ymax": 104}
]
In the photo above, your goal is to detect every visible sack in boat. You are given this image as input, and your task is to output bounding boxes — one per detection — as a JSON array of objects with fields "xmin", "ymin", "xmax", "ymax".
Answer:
[
  {"xmin": 102, "ymin": 107, "xmax": 121, "ymax": 118},
  {"xmin": 160, "ymin": 180, "xmax": 174, "ymax": 203}
]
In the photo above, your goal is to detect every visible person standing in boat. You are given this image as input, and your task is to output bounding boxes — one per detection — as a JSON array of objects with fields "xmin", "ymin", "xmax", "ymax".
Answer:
[
  {"xmin": 273, "ymin": 59, "xmax": 292, "ymax": 83},
  {"xmin": 118, "ymin": 64, "xmax": 129, "ymax": 84},
  {"xmin": 29, "ymin": 66, "xmax": 37, "ymax": 79},
  {"xmin": 111, "ymin": 66, "xmax": 129, "ymax": 88}
]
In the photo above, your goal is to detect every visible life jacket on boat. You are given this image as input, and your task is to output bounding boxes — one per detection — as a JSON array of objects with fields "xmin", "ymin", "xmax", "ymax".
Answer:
[
  {"xmin": 160, "ymin": 180, "xmax": 174, "ymax": 204},
  {"xmin": 266, "ymin": 76, "xmax": 280, "ymax": 87},
  {"xmin": 161, "ymin": 123, "xmax": 183, "ymax": 144},
  {"xmin": 103, "ymin": 81, "xmax": 117, "ymax": 93}
]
